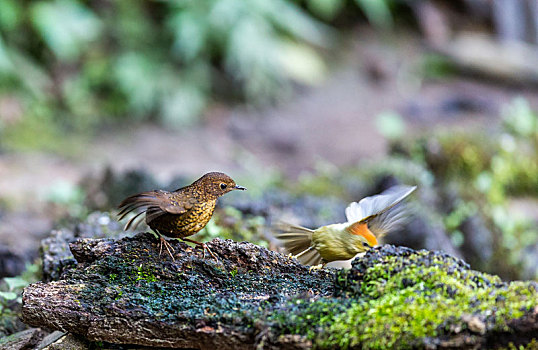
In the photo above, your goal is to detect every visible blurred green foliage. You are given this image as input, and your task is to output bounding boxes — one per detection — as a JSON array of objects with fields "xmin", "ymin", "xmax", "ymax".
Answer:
[
  {"xmin": 414, "ymin": 97, "xmax": 538, "ymax": 201},
  {"xmin": 395, "ymin": 97, "xmax": 538, "ymax": 279},
  {"xmin": 0, "ymin": 0, "xmax": 394, "ymax": 152},
  {"xmin": 420, "ymin": 54, "xmax": 456, "ymax": 79},
  {"xmin": 0, "ymin": 263, "xmax": 40, "ymax": 337},
  {"xmin": 196, "ymin": 206, "xmax": 268, "ymax": 247},
  {"xmin": 375, "ymin": 110, "xmax": 406, "ymax": 140},
  {"xmin": 307, "ymin": 0, "xmax": 393, "ymax": 26},
  {"xmin": 46, "ymin": 179, "xmax": 88, "ymax": 218}
]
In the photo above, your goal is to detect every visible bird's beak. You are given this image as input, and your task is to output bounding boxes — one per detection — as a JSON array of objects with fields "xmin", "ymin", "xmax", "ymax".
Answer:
[{"xmin": 234, "ymin": 185, "xmax": 247, "ymax": 191}]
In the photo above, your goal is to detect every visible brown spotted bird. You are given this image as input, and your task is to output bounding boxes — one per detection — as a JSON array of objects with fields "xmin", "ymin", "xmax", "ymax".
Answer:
[
  {"xmin": 275, "ymin": 185, "xmax": 416, "ymax": 268},
  {"xmin": 117, "ymin": 172, "xmax": 246, "ymax": 260}
]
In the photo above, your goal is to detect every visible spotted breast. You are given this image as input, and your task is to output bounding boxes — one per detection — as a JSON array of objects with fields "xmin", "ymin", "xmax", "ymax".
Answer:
[{"xmin": 149, "ymin": 199, "xmax": 217, "ymax": 239}]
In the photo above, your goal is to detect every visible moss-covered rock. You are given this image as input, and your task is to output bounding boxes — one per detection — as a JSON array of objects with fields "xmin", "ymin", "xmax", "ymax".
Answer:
[
  {"xmin": 21, "ymin": 234, "xmax": 537, "ymax": 349},
  {"xmin": 41, "ymin": 212, "xmax": 128, "ymax": 282},
  {"xmin": 267, "ymin": 245, "xmax": 537, "ymax": 349}
]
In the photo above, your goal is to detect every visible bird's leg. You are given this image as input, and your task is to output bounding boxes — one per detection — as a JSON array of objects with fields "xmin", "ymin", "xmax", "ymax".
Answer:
[
  {"xmin": 155, "ymin": 231, "xmax": 175, "ymax": 261},
  {"xmin": 160, "ymin": 237, "xmax": 176, "ymax": 262},
  {"xmin": 181, "ymin": 237, "xmax": 219, "ymax": 262}
]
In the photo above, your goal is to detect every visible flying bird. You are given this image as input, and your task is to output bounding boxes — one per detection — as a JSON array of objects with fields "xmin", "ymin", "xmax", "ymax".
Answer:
[{"xmin": 275, "ymin": 185, "xmax": 416, "ymax": 268}]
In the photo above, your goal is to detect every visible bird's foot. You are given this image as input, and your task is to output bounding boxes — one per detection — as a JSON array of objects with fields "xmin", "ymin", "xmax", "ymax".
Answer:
[
  {"xmin": 309, "ymin": 264, "xmax": 324, "ymax": 272},
  {"xmin": 159, "ymin": 236, "xmax": 176, "ymax": 262},
  {"xmin": 182, "ymin": 238, "xmax": 219, "ymax": 263},
  {"xmin": 200, "ymin": 243, "xmax": 219, "ymax": 262}
]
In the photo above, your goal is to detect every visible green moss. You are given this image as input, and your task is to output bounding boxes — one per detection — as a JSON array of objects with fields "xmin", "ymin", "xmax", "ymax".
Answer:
[
  {"xmin": 267, "ymin": 246, "xmax": 537, "ymax": 349},
  {"xmin": 326, "ymin": 271, "xmax": 533, "ymax": 349},
  {"xmin": 65, "ymin": 234, "xmax": 335, "ymax": 333},
  {"xmin": 506, "ymin": 339, "xmax": 538, "ymax": 350},
  {"xmin": 134, "ymin": 264, "xmax": 158, "ymax": 283}
]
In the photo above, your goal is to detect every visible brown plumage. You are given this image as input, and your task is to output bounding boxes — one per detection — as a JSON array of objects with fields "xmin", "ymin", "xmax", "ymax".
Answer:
[{"xmin": 117, "ymin": 172, "xmax": 246, "ymax": 260}]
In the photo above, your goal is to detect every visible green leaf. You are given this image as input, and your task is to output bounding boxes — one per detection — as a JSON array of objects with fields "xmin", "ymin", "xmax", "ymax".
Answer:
[
  {"xmin": 375, "ymin": 111, "xmax": 406, "ymax": 140},
  {"xmin": 45, "ymin": 180, "xmax": 84, "ymax": 205},
  {"xmin": 276, "ymin": 41, "xmax": 326, "ymax": 85},
  {"xmin": 354, "ymin": 0, "xmax": 393, "ymax": 28},
  {"xmin": 0, "ymin": 0, "xmax": 21, "ymax": 31},
  {"xmin": 0, "ymin": 291, "xmax": 17, "ymax": 300},
  {"xmin": 261, "ymin": 0, "xmax": 332, "ymax": 46},
  {"xmin": 225, "ymin": 16, "xmax": 281, "ymax": 101},
  {"xmin": 161, "ymin": 84, "xmax": 207, "ymax": 127},
  {"xmin": 3, "ymin": 48, "xmax": 52, "ymax": 96},
  {"xmin": 503, "ymin": 97, "xmax": 537, "ymax": 137},
  {"xmin": 3, "ymin": 276, "xmax": 28, "ymax": 291},
  {"xmin": 31, "ymin": 0, "xmax": 102, "ymax": 61},
  {"xmin": 307, "ymin": 0, "xmax": 345, "ymax": 21},
  {"xmin": 114, "ymin": 53, "xmax": 160, "ymax": 116},
  {"xmin": 0, "ymin": 34, "xmax": 13, "ymax": 72},
  {"xmin": 169, "ymin": 11, "xmax": 208, "ymax": 62}
]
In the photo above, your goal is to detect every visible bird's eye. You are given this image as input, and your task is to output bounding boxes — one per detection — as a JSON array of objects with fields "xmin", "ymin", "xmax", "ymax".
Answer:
[{"xmin": 220, "ymin": 183, "xmax": 227, "ymax": 190}]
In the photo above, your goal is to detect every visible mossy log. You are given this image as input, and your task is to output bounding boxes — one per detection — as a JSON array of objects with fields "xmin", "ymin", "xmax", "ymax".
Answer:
[
  {"xmin": 22, "ymin": 233, "xmax": 537, "ymax": 349},
  {"xmin": 23, "ymin": 233, "xmax": 333, "ymax": 349}
]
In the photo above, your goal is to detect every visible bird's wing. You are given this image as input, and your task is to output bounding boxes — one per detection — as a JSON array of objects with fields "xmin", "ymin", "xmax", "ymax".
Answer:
[
  {"xmin": 117, "ymin": 190, "xmax": 195, "ymax": 229},
  {"xmin": 159, "ymin": 191, "xmax": 195, "ymax": 214},
  {"xmin": 345, "ymin": 185, "xmax": 416, "ymax": 239},
  {"xmin": 345, "ymin": 202, "xmax": 363, "ymax": 223}
]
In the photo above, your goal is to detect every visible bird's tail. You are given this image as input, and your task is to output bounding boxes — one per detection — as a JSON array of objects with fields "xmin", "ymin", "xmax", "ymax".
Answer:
[
  {"xmin": 346, "ymin": 185, "xmax": 416, "ymax": 241},
  {"xmin": 117, "ymin": 192, "xmax": 160, "ymax": 230},
  {"xmin": 273, "ymin": 223, "xmax": 323, "ymax": 266}
]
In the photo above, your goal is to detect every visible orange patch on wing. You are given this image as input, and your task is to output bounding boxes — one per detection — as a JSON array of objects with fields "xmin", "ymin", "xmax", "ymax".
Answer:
[{"xmin": 347, "ymin": 222, "xmax": 378, "ymax": 246}]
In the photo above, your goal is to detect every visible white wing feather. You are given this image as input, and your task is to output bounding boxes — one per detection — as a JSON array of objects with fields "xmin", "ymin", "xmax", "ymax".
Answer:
[
  {"xmin": 344, "ymin": 202, "xmax": 363, "ymax": 223},
  {"xmin": 345, "ymin": 185, "xmax": 416, "ymax": 238}
]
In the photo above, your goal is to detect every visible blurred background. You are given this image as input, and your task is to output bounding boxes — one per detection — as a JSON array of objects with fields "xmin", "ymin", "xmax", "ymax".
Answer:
[{"xmin": 1, "ymin": 0, "xmax": 538, "ymax": 322}]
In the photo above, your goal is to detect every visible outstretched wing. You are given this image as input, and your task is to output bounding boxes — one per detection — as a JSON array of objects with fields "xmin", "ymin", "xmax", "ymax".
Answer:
[
  {"xmin": 345, "ymin": 185, "xmax": 416, "ymax": 239},
  {"xmin": 117, "ymin": 190, "xmax": 195, "ymax": 230}
]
